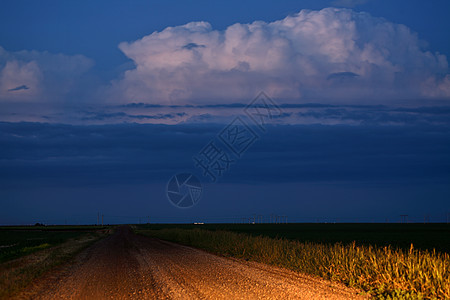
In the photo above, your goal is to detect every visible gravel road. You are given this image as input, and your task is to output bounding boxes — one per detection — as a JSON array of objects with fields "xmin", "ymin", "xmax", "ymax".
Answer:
[{"xmin": 18, "ymin": 225, "xmax": 367, "ymax": 299}]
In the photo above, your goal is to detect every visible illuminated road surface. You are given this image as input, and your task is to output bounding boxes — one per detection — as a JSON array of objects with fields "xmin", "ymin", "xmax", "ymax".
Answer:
[{"xmin": 19, "ymin": 226, "xmax": 367, "ymax": 299}]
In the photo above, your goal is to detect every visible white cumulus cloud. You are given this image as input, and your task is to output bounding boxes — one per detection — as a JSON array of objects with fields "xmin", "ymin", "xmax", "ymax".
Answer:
[
  {"xmin": 0, "ymin": 46, "xmax": 94, "ymax": 102},
  {"xmin": 110, "ymin": 7, "xmax": 450, "ymax": 104}
]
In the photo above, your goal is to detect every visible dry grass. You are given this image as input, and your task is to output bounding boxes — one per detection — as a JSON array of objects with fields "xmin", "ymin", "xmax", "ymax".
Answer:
[
  {"xmin": 0, "ymin": 231, "xmax": 108, "ymax": 299},
  {"xmin": 140, "ymin": 228, "xmax": 450, "ymax": 299}
]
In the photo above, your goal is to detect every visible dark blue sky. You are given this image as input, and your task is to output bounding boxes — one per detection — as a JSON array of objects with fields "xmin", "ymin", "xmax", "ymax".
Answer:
[
  {"xmin": 2, "ymin": 0, "xmax": 450, "ymax": 80},
  {"xmin": 1, "ymin": 1, "xmax": 449, "ymax": 224}
]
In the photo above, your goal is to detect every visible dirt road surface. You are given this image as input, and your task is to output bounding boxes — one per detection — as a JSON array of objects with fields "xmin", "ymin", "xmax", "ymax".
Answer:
[{"xmin": 18, "ymin": 226, "xmax": 367, "ymax": 299}]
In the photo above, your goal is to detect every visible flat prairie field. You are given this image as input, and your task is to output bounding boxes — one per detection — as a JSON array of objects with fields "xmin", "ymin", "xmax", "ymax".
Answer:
[{"xmin": 138, "ymin": 223, "xmax": 450, "ymax": 253}]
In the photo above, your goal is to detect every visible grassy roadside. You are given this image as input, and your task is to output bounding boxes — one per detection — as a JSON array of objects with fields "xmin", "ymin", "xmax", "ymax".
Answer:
[
  {"xmin": 0, "ymin": 228, "xmax": 111, "ymax": 299},
  {"xmin": 137, "ymin": 227, "xmax": 449, "ymax": 299},
  {"xmin": 0, "ymin": 226, "xmax": 109, "ymax": 263}
]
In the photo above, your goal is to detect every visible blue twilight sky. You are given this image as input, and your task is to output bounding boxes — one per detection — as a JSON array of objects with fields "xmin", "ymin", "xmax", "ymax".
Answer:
[{"xmin": 1, "ymin": 0, "xmax": 450, "ymax": 224}]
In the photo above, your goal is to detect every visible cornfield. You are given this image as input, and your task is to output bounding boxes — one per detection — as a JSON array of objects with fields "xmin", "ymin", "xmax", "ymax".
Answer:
[{"xmin": 139, "ymin": 228, "xmax": 449, "ymax": 299}]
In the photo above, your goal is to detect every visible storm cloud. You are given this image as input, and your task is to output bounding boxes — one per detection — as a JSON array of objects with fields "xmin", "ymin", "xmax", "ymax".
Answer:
[
  {"xmin": 110, "ymin": 8, "xmax": 450, "ymax": 104},
  {"xmin": 1, "ymin": 117, "xmax": 449, "ymax": 187},
  {"xmin": 0, "ymin": 46, "xmax": 93, "ymax": 102}
]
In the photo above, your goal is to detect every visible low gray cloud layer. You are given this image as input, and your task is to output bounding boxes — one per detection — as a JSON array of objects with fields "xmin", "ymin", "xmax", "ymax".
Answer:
[{"xmin": 1, "ymin": 114, "xmax": 449, "ymax": 187}]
